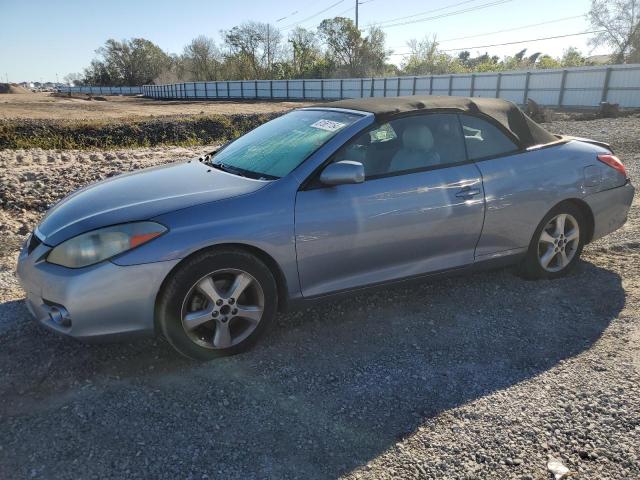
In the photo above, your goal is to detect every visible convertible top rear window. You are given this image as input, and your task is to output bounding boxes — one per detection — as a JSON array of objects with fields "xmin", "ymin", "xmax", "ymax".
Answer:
[{"xmin": 212, "ymin": 110, "xmax": 361, "ymax": 179}]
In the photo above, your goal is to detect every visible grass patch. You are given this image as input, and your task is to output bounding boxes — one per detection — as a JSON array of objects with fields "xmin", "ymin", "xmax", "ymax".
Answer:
[{"xmin": 0, "ymin": 113, "xmax": 283, "ymax": 150}]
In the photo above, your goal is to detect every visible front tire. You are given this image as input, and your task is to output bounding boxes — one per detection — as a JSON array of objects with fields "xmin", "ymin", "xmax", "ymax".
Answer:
[
  {"xmin": 520, "ymin": 202, "xmax": 586, "ymax": 280},
  {"xmin": 157, "ymin": 249, "xmax": 278, "ymax": 361}
]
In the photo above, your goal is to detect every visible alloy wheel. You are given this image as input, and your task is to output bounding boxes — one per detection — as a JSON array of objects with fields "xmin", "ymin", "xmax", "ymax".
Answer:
[
  {"xmin": 181, "ymin": 268, "xmax": 265, "ymax": 349},
  {"xmin": 537, "ymin": 213, "xmax": 580, "ymax": 273}
]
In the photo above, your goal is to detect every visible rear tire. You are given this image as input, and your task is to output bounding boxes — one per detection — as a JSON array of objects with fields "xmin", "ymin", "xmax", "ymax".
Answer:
[
  {"xmin": 156, "ymin": 248, "xmax": 278, "ymax": 361},
  {"xmin": 519, "ymin": 202, "xmax": 586, "ymax": 280}
]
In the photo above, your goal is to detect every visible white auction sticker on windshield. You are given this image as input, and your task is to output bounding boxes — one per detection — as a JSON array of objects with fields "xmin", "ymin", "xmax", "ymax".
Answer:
[{"xmin": 310, "ymin": 119, "xmax": 346, "ymax": 132}]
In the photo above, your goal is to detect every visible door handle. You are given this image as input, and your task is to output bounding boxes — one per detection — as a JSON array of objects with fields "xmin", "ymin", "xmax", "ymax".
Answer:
[{"xmin": 455, "ymin": 186, "xmax": 481, "ymax": 199}]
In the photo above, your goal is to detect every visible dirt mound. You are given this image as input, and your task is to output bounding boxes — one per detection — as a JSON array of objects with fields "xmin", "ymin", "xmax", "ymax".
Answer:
[
  {"xmin": 0, "ymin": 83, "xmax": 31, "ymax": 94},
  {"xmin": 0, "ymin": 113, "xmax": 282, "ymax": 150},
  {"xmin": 50, "ymin": 92, "xmax": 107, "ymax": 101}
]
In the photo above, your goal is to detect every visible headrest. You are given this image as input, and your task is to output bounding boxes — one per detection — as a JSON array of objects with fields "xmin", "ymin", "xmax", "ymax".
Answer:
[{"xmin": 402, "ymin": 125, "xmax": 434, "ymax": 152}]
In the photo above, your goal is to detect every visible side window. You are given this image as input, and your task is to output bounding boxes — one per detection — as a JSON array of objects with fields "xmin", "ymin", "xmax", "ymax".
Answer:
[
  {"xmin": 385, "ymin": 114, "xmax": 467, "ymax": 175},
  {"xmin": 458, "ymin": 114, "xmax": 519, "ymax": 160},
  {"xmin": 331, "ymin": 113, "xmax": 467, "ymax": 179},
  {"xmin": 331, "ymin": 123, "xmax": 401, "ymax": 177}
]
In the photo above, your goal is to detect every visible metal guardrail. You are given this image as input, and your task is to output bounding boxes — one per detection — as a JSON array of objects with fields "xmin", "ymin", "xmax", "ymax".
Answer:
[{"xmin": 61, "ymin": 64, "xmax": 640, "ymax": 108}]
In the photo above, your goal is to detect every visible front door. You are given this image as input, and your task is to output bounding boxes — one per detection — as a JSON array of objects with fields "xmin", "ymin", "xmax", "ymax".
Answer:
[{"xmin": 294, "ymin": 113, "xmax": 485, "ymax": 297}]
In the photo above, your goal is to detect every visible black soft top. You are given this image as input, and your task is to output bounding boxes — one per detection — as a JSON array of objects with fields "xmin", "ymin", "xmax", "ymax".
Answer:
[{"xmin": 320, "ymin": 95, "xmax": 557, "ymax": 148}]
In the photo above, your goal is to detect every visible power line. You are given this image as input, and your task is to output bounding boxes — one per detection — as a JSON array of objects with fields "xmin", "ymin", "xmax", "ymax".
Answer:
[
  {"xmin": 333, "ymin": 5, "xmax": 357, "ymax": 17},
  {"xmin": 388, "ymin": 14, "xmax": 586, "ymax": 48},
  {"xmin": 280, "ymin": 0, "xmax": 345, "ymax": 30},
  {"xmin": 302, "ymin": 0, "xmax": 510, "ymax": 33},
  {"xmin": 389, "ymin": 30, "xmax": 606, "ymax": 56},
  {"xmin": 275, "ymin": 11, "xmax": 300, "ymax": 23},
  {"xmin": 282, "ymin": 0, "xmax": 373, "ymax": 33},
  {"xmin": 441, "ymin": 30, "xmax": 605, "ymax": 51},
  {"xmin": 440, "ymin": 14, "xmax": 586, "ymax": 42},
  {"xmin": 371, "ymin": 0, "xmax": 484, "ymax": 27},
  {"xmin": 377, "ymin": 0, "xmax": 513, "ymax": 29}
]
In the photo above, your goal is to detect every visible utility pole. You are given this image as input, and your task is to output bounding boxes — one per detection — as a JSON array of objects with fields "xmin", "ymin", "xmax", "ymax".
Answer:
[
  {"xmin": 289, "ymin": 39, "xmax": 297, "ymax": 75},
  {"xmin": 266, "ymin": 24, "xmax": 271, "ymax": 77},
  {"xmin": 355, "ymin": 0, "xmax": 359, "ymax": 29}
]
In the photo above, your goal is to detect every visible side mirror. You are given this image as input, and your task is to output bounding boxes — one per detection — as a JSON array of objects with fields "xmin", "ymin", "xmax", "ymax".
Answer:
[{"xmin": 319, "ymin": 161, "xmax": 365, "ymax": 186}]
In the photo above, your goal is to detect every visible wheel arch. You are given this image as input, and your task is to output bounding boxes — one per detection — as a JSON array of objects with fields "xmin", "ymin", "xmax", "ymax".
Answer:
[
  {"xmin": 519, "ymin": 197, "xmax": 594, "ymax": 279},
  {"xmin": 154, "ymin": 243, "xmax": 290, "ymax": 333},
  {"xmin": 548, "ymin": 198, "xmax": 595, "ymax": 244}
]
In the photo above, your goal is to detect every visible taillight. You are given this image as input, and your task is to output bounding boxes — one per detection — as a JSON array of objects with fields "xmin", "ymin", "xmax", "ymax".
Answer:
[{"xmin": 597, "ymin": 154, "xmax": 627, "ymax": 178}]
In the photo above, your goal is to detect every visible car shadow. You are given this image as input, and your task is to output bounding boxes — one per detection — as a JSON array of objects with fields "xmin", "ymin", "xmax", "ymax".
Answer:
[{"xmin": 0, "ymin": 259, "xmax": 625, "ymax": 479}]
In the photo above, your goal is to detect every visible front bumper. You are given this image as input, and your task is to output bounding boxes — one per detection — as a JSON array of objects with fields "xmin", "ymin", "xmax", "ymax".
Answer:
[
  {"xmin": 585, "ymin": 180, "xmax": 635, "ymax": 242},
  {"xmin": 16, "ymin": 239, "xmax": 179, "ymax": 342}
]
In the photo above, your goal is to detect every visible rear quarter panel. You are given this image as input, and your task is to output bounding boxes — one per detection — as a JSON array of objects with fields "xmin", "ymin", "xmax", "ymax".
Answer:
[{"xmin": 475, "ymin": 140, "xmax": 608, "ymax": 258}]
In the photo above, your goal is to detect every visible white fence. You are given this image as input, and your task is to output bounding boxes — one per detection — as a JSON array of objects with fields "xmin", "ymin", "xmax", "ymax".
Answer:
[{"xmin": 61, "ymin": 64, "xmax": 640, "ymax": 107}]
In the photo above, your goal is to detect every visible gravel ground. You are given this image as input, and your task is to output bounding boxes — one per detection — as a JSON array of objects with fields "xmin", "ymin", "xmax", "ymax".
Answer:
[{"xmin": 0, "ymin": 117, "xmax": 638, "ymax": 479}]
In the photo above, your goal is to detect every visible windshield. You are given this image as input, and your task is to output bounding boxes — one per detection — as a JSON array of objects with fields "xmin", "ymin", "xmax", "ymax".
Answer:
[{"xmin": 211, "ymin": 109, "xmax": 362, "ymax": 179}]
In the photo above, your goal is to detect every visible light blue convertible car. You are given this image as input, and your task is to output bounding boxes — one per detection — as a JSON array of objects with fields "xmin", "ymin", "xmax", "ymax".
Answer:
[{"xmin": 17, "ymin": 96, "xmax": 634, "ymax": 360}]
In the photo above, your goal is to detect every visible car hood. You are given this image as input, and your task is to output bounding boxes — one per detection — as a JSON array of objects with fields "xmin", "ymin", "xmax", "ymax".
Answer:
[{"xmin": 37, "ymin": 160, "xmax": 269, "ymax": 246}]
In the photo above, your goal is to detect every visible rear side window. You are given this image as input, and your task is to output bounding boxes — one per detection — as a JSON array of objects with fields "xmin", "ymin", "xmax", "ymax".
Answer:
[{"xmin": 458, "ymin": 114, "xmax": 519, "ymax": 160}]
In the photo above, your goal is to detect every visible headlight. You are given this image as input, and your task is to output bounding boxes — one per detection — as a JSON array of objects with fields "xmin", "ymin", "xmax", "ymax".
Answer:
[{"xmin": 47, "ymin": 222, "xmax": 167, "ymax": 268}]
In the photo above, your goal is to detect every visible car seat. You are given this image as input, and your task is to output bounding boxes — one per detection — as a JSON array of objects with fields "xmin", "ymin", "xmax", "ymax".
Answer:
[{"xmin": 389, "ymin": 125, "xmax": 440, "ymax": 173}]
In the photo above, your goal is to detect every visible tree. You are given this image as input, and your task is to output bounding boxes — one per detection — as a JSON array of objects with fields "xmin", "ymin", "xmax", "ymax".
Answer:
[
  {"xmin": 154, "ymin": 54, "xmax": 183, "ymax": 84},
  {"xmin": 560, "ymin": 47, "xmax": 590, "ymax": 67},
  {"xmin": 83, "ymin": 58, "xmax": 118, "ymax": 86},
  {"xmin": 318, "ymin": 17, "xmax": 389, "ymax": 77},
  {"xmin": 83, "ymin": 38, "xmax": 172, "ymax": 86},
  {"xmin": 77, "ymin": 11, "xmax": 619, "ymax": 86},
  {"xmin": 63, "ymin": 72, "xmax": 84, "ymax": 86},
  {"xmin": 473, "ymin": 58, "xmax": 502, "ymax": 72},
  {"xmin": 359, "ymin": 26, "xmax": 388, "ymax": 76},
  {"xmin": 401, "ymin": 36, "xmax": 461, "ymax": 75},
  {"xmin": 631, "ymin": 30, "xmax": 640, "ymax": 62},
  {"xmin": 536, "ymin": 55, "xmax": 562, "ymax": 69},
  {"xmin": 457, "ymin": 51, "xmax": 500, "ymax": 71},
  {"xmin": 501, "ymin": 49, "xmax": 541, "ymax": 70},
  {"xmin": 288, "ymin": 27, "xmax": 323, "ymax": 77},
  {"xmin": 589, "ymin": 0, "xmax": 640, "ymax": 63},
  {"xmin": 181, "ymin": 36, "xmax": 222, "ymax": 81},
  {"xmin": 318, "ymin": 17, "xmax": 362, "ymax": 76},
  {"xmin": 223, "ymin": 22, "xmax": 282, "ymax": 79}
]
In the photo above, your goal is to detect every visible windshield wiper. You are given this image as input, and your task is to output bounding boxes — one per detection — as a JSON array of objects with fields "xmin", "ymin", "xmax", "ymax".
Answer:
[
  {"xmin": 209, "ymin": 162, "xmax": 247, "ymax": 177},
  {"xmin": 199, "ymin": 150, "xmax": 218, "ymax": 164},
  {"xmin": 207, "ymin": 161, "xmax": 278, "ymax": 181}
]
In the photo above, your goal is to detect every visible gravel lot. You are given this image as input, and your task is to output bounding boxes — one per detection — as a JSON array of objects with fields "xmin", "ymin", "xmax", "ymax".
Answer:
[{"xmin": 0, "ymin": 117, "xmax": 638, "ymax": 479}]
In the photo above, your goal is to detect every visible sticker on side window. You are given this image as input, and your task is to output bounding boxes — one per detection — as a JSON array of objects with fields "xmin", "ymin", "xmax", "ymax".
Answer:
[{"xmin": 310, "ymin": 119, "xmax": 346, "ymax": 132}]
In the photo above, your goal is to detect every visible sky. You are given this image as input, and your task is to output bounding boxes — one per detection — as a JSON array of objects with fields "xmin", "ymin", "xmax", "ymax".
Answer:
[{"xmin": 0, "ymin": 0, "xmax": 607, "ymax": 83}]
